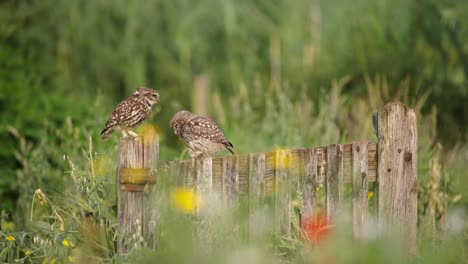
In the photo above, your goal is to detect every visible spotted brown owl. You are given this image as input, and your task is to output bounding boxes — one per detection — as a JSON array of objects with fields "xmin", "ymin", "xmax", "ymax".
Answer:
[
  {"xmin": 101, "ymin": 87, "xmax": 159, "ymax": 140},
  {"xmin": 170, "ymin": 110, "xmax": 234, "ymax": 158}
]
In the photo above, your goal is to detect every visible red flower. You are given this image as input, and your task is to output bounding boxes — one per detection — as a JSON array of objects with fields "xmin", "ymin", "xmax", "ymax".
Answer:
[{"xmin": 301, "ymin": 213, "xmax": 333, "ymax": 244}]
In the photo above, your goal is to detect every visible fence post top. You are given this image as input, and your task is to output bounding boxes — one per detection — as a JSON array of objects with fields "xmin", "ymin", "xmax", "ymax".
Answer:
[{"xmin": 379, "ymin": 101, "xmax": 416, "ymax": 115}]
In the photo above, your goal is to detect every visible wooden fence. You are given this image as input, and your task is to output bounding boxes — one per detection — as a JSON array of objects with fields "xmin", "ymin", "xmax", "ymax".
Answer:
[{"xmin": 116, "ymin": 101, "xmax": 417, "ymax": 254}]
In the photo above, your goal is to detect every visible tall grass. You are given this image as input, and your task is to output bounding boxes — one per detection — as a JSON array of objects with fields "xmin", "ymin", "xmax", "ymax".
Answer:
[
  {"xmin": 1, "ymin": 0, "xmax": 467, "ymax": 262},
  {"xmin": 2, "ymin": 81, "xmax": 466, "ymax": 263}
]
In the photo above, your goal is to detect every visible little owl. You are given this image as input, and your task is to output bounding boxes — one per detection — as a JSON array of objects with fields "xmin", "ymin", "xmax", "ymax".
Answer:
[
  {"xmin": 170, "ymin": 110, "xmax": 234, "ymax": 158},
  {"xmin": 101, "ymin": 87, "xmax": 159, "ymax": 140}
]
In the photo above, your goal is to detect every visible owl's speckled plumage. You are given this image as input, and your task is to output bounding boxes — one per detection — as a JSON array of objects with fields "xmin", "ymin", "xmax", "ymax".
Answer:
[
  {"xmin": 170, "ymin": 110, "xmax": 234, "ymax": 157},
  {"xmin": 101, "ymin": 87, "xmax": 159, "ymax": 140}
]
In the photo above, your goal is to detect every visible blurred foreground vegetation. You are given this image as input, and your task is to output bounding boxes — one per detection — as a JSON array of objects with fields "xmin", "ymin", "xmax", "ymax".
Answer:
[{"xmin": 0, "ymin": 0, "xmax": 467, "ymax": 262}]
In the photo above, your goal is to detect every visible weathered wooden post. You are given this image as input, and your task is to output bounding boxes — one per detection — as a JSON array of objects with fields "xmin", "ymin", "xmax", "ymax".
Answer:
[
  {"xmin": 326, "ymin": 144, "xmax": 344, "ymax": 220},
  {"xmin": 375, "ymin": 102, "xmax": 418, "ymax": 254},
  {"xmin": 117, "ymin": 132, "xmax": 158, "ymax": 254}
]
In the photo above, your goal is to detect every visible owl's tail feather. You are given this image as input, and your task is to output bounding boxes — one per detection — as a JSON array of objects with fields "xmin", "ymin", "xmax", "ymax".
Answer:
[
  {"xmin": 226, "ymin": 141, "xmax": 234, "ymax": 155},
  {"xmin": 100, "ymin": 127, "xmax": 114, "ymax": 140}
]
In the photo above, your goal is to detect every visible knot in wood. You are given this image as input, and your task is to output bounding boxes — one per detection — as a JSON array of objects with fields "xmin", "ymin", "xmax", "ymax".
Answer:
[
  {"xmin": 387, "ymin": 168, "xmax": 391, "ymax": 173},
  {"xmin": 404, "ymin": 152, "xmax": 412, "ymax": 161},
  {"xmin": 356, "ymin": 146, "xmax": 360, "ymax": 152},
  {"xmin": 398, "ymin": 148, "xmax": 402, "ymax": 153},
  {"xmin": 361, "ymin": 172, "xmax": 366, "ymax": 178}
]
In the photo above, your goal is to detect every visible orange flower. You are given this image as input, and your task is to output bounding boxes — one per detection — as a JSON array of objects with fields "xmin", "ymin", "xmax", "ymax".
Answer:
[{"xmin": 301, "ymin": 213, "xmax": 333, "ymax": 244}]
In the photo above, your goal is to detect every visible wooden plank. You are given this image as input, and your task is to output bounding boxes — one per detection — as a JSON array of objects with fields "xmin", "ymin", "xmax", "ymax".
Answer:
[
  {"xmin": 248, "ymin": 153, "xmax": 266, "ymax": 240},
  {"xmin": 316, "ymin": 147, "xmax": 326, "ymax": 186},
  {"xmin": 142, "ymin": 134, "xmax": 158, "ymax": 249},
  {"xmin": 264, "ymin": 152, "xmax": 276, "ymax": 194},
  {"xmin": 117, "ymin": 135, "xmax": 158, "ymax": 254},
  {"xmin": 237, "ymin": 154, "xmax": 250, "ymax": 240},
  {"xmin": 238, "ymin": 155, "xmax": 249, "ymax": 195},
  {"xmin": 376, "ymin": 102, "xmax": 418, "ymax": 255},
  {"xmin": 164, "ymin": 142, "xmax": 377, "ymax": 186},
  {"xmin": 289, "ymin": 149, "xmax": 302, "ymax": 228},
  {"xmin": 185, "ymin": 159, "xmax": 196, "ymax": 187},
  {"xmin": 301, "ymin": 148, "xmax": 318, "ymax": 219},
  {"xmin": 195, "ymin": 157, "xmax": 213, "ymax": 253},
  {"xmin": 195, "ymin": 157, "xmax": 213, "ymax": 213},
  {"xmin": 274, "ymin": 149, "xmax": 291, "ymax": 235},
  {"xmin": 212, "ymin": 157, "xmax": 223, "ymax": 191},
  {"xmin": 367, "ymin": 143, "xmax": 377, "ymax": 181},
  {"xmin": 352, "ymin": 142, "xmax": 369, "ymax": 239},
  {"xmin": 222, "ymin": 155, "xmax": 239, "ymax": 204},
  {"xmin": 325, "ymin": 144, "xmax": 344, "ymax": 219}
]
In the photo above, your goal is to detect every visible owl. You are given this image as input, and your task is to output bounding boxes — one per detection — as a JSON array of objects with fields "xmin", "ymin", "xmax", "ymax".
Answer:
[
  {"xmin": 101, "ymin": 87, "xmax": 159, "ymax": 140},
  {"xmin": 170, "ymin": 110, "xmax": 234, "ymax": 158}
]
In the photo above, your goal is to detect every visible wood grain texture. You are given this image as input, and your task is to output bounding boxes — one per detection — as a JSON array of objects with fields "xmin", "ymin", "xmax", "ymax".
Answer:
[
  {"xmin": 142, "ymin": 135, "xmax": 158, "ymax": 249},
  {"xmin": 194, "ymin": 157, "xmax": 214, "ymax": 253},
  {"xmin": 195, "ymin": 157, "xmax": 213, "ymax": 213},
  {"xmin": 117, "ymin": 135, "xmax": 158, "ymax": 254},
  {"xmin": 376, "ymin": 102, "xmax": 418, "ymax": 255},
  {"xmin": 274, "ymin": 150, "xmax": 291, "ymax": 235},
  {"xmin": 352, "ymin": 142, "xmax": 369, "ymax": 239},
  {"xmin": 301, "ymin": 148, "xmax": 318, "ymax": 218},
  {"xmin": 326, "ymin": 144, "xmax": 344, "ymax": 219},
  {"xmin": 248, "ymin": 153, "xmax": 267, "ymax": 241},
  {"xmin": 166, "ymin": 143, "xmax": 376, "ymax": 196},
  {"xmin": 222, "ymin": 155, "xmax": 239, "ymax": 204}
]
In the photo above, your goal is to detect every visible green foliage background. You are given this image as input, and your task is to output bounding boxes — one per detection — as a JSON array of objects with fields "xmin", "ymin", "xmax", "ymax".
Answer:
[{"xmin": 0, "ymin": 0, "xmax": 467, "ymax": 262}]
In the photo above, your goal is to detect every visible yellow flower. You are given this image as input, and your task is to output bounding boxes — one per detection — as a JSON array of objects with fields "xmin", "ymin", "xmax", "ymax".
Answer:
[
  {"xmin": 292, "ymin": 200, "xmax": 300, "ymax": 208},
  {"xmin": 24, "ymin": 249, "xmax": 32, "ymax": 255},
  {"xmin": 68, "ymin": 256, "xmax": 76, "ymax": 263},
  {"xmin": 5, "ymin": 235, "xmax": 15, "ymax": 241},
  {"xmin": 1, "ymin": 221, "xmax": 15, "ymax": 231},
  {"xmin": 50, "ymin": 259, "xmax": 56, "ymax": 264},
  {"xmin": 62, "ymin": 239, "xmax": 70, "ymax": 247},
  {"xmin": 368, "ymin": 191, "xmax": 374, "ymax": 200},
  {"xmin": 136, "ymin": 123, "xmax": 160, "ymax": 145},
  {"xmin": 171, "ymin": 188, "xmax": 197, "ymax": 213}
]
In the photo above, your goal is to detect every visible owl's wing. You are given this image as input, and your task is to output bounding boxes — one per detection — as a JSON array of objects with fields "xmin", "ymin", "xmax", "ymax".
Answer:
[
  {"xmin": 184, "ymin": 116, "xmax": 233, "ymax": 150},
  {"xmin": 103, "ymin": 96, "xmax": 145, "ymax": 129}
]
